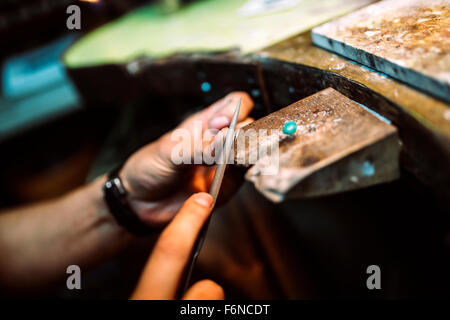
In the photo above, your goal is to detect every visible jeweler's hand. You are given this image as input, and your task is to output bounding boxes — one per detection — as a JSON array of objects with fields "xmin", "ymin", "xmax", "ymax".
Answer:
[
  {"xmin": 130, "ymin": 193, "xmax": 224, "ymax": 300},
  {"xmin": 120, "ymin": 92, "xmax": 254, "ymax": 227}
]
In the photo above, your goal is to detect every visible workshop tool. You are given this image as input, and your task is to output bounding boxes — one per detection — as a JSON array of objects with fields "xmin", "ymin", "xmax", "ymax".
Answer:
[{"xmin": 177, "ymin": 98, "xmax": 241, "ymax": 298}]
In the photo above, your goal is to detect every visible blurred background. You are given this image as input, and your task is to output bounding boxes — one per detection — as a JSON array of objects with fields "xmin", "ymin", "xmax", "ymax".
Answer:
[{"xmin": 0, "ymin": 0, "xmax": 145, "ymax": 206}]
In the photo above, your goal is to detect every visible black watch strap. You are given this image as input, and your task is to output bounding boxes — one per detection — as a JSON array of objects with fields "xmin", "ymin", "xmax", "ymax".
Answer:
[{"xmin": 102, "ymin": 165, "xmax": 151, "ymax": 236}]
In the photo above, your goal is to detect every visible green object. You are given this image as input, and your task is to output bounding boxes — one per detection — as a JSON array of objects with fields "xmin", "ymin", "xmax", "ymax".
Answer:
[
  {"xmin": 283, "ymin": 121, "xmax": 297, "ymax": 134},
  {"xmin": 63, "ymin": 0, "xmax": 371, "ymax": 68}
]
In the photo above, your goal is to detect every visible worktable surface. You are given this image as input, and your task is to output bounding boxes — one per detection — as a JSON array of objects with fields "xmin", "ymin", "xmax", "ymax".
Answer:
[{"xmin": 63, "ymin": 0, "xmax": 450, "ymax": 196}]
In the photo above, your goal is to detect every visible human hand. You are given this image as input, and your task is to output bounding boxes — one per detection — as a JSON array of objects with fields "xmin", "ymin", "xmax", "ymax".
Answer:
[
  {"xmin": 130, "ymin": 192, "xmax": 224, "ymax": 300},
  {"xmin": 120, "ymin": 92, "xmax": 254, "ymax": 227}
]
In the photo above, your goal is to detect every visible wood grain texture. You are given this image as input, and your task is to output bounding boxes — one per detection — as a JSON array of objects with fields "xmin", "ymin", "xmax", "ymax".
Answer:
[
  {"xmin": 312, "ymin": 0, "xmax": 450, "ymax": 103},
  {"xmin": 234, "ymin": 88, "xmax": 400, "ymax": 201}
]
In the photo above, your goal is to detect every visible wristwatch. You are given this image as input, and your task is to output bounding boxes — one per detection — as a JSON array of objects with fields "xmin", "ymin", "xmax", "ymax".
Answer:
[{"xmin": 102, "ymin": 165, "xmax": 151, "ymax": 236}]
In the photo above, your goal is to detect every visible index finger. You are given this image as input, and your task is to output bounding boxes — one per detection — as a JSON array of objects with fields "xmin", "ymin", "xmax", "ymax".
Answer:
[
  {"xmin": 179, "ymin": 92, "xmax": 254, "ymax": 131},
  {"xmin": 130, "ymin": 192, "xmax": 213, "ymax": 300},
  {"xmin": 206, "ymin": 92, "xmax": 254, "ymax": 130}
]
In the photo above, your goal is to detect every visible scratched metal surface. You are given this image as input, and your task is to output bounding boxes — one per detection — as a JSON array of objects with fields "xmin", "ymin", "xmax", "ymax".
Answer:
[
  {"xmin": 312, "ymin": 0, "xmax": 450, "ymax": 103},
  {"xmin": 234, "ymin": 88, "xmax": 399, "ymax": 201}
]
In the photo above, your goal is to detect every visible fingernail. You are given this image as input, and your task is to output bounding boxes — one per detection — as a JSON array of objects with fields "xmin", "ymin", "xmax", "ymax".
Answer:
[
  {"xmin": 209, "ymin": 116, "xmax": 230, "ymax": 129},
  {"xmin": 226, "ymin": 98, "xmax": 242, "ymax": 118},
  {"xmin": 193, "ymin": 193, "xmax": 213, "ymax": 208}
]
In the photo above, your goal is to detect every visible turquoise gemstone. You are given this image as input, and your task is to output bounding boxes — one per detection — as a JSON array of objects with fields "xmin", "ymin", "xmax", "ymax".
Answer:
[
  {"xmin": 201, "ymin": 82, "xmax": 211, "ymax": 92},
  {"xmin": 283, "ymin": 121, "xmax": 297, "ymax": 134}
]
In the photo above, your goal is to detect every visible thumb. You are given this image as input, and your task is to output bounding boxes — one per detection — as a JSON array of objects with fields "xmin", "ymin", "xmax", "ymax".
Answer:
[
  {"xmin": 183, "ymin": 279, "xmax": 225, "ymax": 300},
  {"xmin": 130, "ymin": 192, "xmax": 214, "ymax": 300}
]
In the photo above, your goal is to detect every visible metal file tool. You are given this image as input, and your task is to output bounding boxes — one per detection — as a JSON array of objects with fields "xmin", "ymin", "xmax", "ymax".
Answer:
[{"xmin": 178, "ymin": 98, "xmax": 241, "ymax": 298}]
